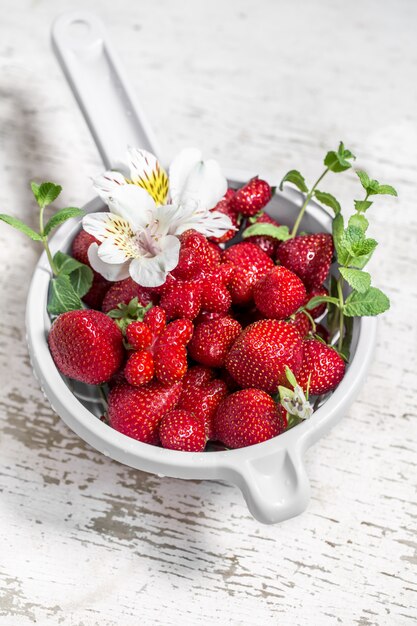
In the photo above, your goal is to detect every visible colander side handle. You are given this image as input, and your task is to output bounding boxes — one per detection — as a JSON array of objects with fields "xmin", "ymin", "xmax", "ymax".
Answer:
[
  {"xmin": 230, "ymin": 444, "xmax": 310, "ymax": 524},
  {"xmin": 51, "ymin": 12, "xmax": 161, "ymax": 169}
]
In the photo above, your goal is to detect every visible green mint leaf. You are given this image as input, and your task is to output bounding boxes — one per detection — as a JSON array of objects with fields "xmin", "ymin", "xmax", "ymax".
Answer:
[
  {"xmin": 349, "ymin": 250, "xmax": 375, "ymax": 270},
  {"xmin": 314, "ymin": 190, "xmax": 341, "ymax": 215},
  {"xmin": 43, "ymin": 207, "xmax": 84, "ymax": 237},
  {"xmin": 344, "ymin": 287, "xmax": 390, "ymax": 317},
  {"xmin": 305, "ymin": 295, "xmax": 340, "ymax": 310},
  {"xmin": 0, "ymin": 214, "xmax": 42, "ymax": 241},
  {"xmin": 53, "ymin": 251, "xmax": 93, "ymax": 298},
  {"xmin": 31, "ymin": 182, "xmax": 62, "ymax": 209},
  {"xmin": 324, "ymin": 141, "xmax": 356, "ymax": 173},
  {"xmin": 339, "ymin": 267, "xmax": 371, "ymax": 293},
  {"xmin": 279, "ymin": 170, "xmax": 308, "ymax": 193},
  {"xmin": 375, "ymin": 184, "xmax": 398, "ymax": 197},
  {"xmin": 348, "ymin": 213, "xmax": 369, "ymax": 233},
  {"xmin": 332, "ymin": 213, "xmax": 345, "ymax": 264},
  {"xmin": 356, "ymin": 170, "xmax": 370, "ymax": 190},
  {"xmin": 354, "ymin": 200, "xmax": 373, "ymax": 213},
  {"xmin": 242, "ymin": 223, "xmax": 291, "ymax": 241},
  {"xmin": 47, "ymin": 274, "xmax": 83, "ymax": 315}
]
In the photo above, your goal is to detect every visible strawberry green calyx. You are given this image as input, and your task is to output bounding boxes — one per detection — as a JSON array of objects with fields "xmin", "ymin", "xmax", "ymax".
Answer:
[
  {"xmin": 107, "ymin": 297, "xmax": 153, "ymax": 333},
  {"xmin": 0, "ymin": 181, "xmax": 88, "ymax": 315}
]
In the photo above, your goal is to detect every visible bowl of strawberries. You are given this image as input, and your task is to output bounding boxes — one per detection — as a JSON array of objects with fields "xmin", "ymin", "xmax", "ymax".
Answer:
[{"xmin": 0, "ymin": 138, "xmax": 395, "ymax": 524}]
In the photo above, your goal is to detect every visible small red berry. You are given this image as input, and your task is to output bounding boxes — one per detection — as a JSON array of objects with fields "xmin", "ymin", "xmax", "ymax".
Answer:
[
  {"xmin": 253, "ymin": 266, "xmax": 307, "ymax": 319},
  {"xmin": 126, "ymin": 321, "xmax": 153, "ymax": 350},
  {"xmin": 230, "ymin": 178, "xmax": 272, "ymax": 217},
  {"xmin": 276, "ymin": 233, "xmax": 334, "ymax": 290},
  {"xmin": 124, "ymin": 350, "xmax": 155, "ymax": 386},
  {"xmin": 188, "ymin": 316, "xmax": 242, "ymax": 368},
  {"xmin": 159, "ymin": 410, "xmax": 206, "ymax": 452},
  {"xmin": 297, "ymin": 339, "xmax": 346, "ymax": 395}
]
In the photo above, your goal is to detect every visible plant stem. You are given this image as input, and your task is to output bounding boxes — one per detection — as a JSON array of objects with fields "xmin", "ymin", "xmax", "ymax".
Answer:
[
  {"xmin": 39, "ymin": 204, "xmax": 58, "ymax": 276},
  {"xmin": 291, "ymin": 167, "xmax": 329, "ymax": 238},
  {"xmin": 337, "ymin": 277, "xmax": 345, "ymax": 352}
]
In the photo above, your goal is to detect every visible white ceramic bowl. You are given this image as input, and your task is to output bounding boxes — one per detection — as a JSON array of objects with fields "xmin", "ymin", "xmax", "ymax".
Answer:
[{"xmin": 26, "ymin": 182, "xmax": 377, "ymax": 524}]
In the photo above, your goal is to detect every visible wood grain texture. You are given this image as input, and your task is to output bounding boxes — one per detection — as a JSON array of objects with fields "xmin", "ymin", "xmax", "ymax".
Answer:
[{"xmin": 0, "ymin": 0, "xmax": 416, "ymax": 624}]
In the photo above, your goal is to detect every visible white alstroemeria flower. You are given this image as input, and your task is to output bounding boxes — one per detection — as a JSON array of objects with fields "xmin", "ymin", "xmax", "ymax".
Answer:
[
  {"xmin": 83, "ymin": 147, "xmax": 232, "ymax": 287},
  {"xmin": 281, "ymin": 385, "xmax": 313, "ymax": 420}
]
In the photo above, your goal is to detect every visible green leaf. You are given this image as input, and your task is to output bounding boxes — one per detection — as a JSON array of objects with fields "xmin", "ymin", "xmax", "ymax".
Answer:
[
  {"xmin": 285, "ymin": 366, "xmax": 298, "ymax": 389},
  {"xmin": 0, "ymin": 214, "xmax": 42, "ymax": 241},
  {"xmin": 43, "ymin": 207, "xmax": 84, "ymax": 236},
  {"xmin": 332, "ymin": 213, "xmax": 345, "ymax": 264},
  {"xmin": 306, "ymin": 295, "xmax": 340, "ymax": 310},
  {"xmin": 242, "ymin": 223, "xmax": 291, "ymax": 241},
  {"xmin": 324, "ymin": 141, "xmax": 356, "ymax": 173},
  {"xmin": 375, "ymin": 184, "xmax": 398, "ymax": 196},
  {"xmin": 279, "ymin": 170, "xmax": 308, "ymax": 193},
  {"xmin": 339, "ymin": 267, "xmax": 371, "ymax": 293},
  {"xmin": 356, "ymin": 170, "xmax": 370, "ymax": 190},
  {"xmin": 344, "ymin": 287, "xmax": 390, "ymax": 317},
  {"xmin": 349, "ymin": 250, "xmax": 375, "ymax": 270},
  {"xmin": 348, "ymin": 213, "xmax": 369, "ymax": 233},
  {"xmin": 31, "ymin": 182, "xmax": 62, "ymax": 208},
  {"xmin": 53, "ymin": 251, "xmax": 93, "ymax": 298},
  {"xmin": 354, "ymin": 200, "xmax": 373, "ymax": 213},
  {"xmin": 314, "ymin": 190, "xmax": 341, "ymax": 215},
  {"xmin": 47, "ymin": 274, "xmax": 83, "ymax": 315}
]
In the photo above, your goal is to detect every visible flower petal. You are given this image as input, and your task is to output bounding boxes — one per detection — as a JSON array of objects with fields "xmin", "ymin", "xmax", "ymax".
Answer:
[
  {"xmin": 97, "ymin": 237, "xmax": 130, "ymax": 264},
  {"xmin": 178, "ymin": 159, "xmax": 228, "ymax": 211},
  {"xmin": 129, "ymin": 235, "xmax": 180, "ymax": 288},
  {"xmin": 87, "ymin": 243, "xmax": 131, "ymax": 282},
  {"xmin": 83, "ymin": 212, "xmax": 133, "ymax": 243},
  {"xmin": 92, "ymin": 171, "xmax": 127, "ymax": 203},
  {"xmin": 172, "ymin": 208, "xmax": 235, "ymax": 238},
  {"xmin": 107, "ymin": 184, "xmax": 156, "ymax": 230},
  {"xmin": 169, "ymin": 148, "xmax": 202, "ymax": 205},
  {"xmin": 127, "ymin": 146, "xmax": 169, "ymax": 205}
]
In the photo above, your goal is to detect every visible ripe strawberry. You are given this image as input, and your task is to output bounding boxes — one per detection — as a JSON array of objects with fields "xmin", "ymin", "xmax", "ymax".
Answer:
[
  {"xmin": 124, "ymin": 350, "xmax": 155, "ymax": 386},
  {"xmin": 48, "ymin": 310, "xmax": 124, "ymax": 385},
  {"xmin": 225, "ymin": 319, "xmax": 303, "ymax": 392},
  {"xmin": 160, "ymin": 318, "xmax": 194, "ymax": 345},
  {"xmin": 144, "ymin": 306, "xmax": 166, "ymax": 336},
  {"xmin": 288, "ymin": 311, "xmax": 313, "ymax": 338},
  {"xmin": 213, "ymin": 389, "xmax": 287, "ymax": 449},
  {"xmin": 177, "ymin": 376, "xmax": 228, "ymax": 439},
  {"xmin": 71, "ymin": 230, "xmax": 110, "ymax": 309},
  {"xmin": 171, "ymin": 229, "xmax": 220, "ymax": 280},
  {"xmin": 126, "ymin": 321, "xmax": 153, "ymax": 350},
  {"xmin": 199, "ymin": 266, "xmax": 233, "ymax": 314},
  {"xmin": 297, "ymin": 339, "xmax": 345, "ymax": 395},
  {"xmin": 159, "ymin": 279, "xmax": 202, "ymax": 320},
  {"xmin": 108, "ymin": 380, "xmax": 182, "ymax": 444},
  {"xmin": 245, "ymin": 211, "xmax": 281, "ymax": 257},
  {"xmin": 102, "ymin": 277, "xmax": 155, "ymax": 313},
  {"xmin": 188, "ymin": 316, "xmax": 242, "ymax": 367},
  {"xmin": 253, "ymin": 266, "xmax": 307, "ymax": 319},
  {"xmin": 305, "ymin": 286, "xmax": 329, "ymax": 319},
  {"xmin": 276, "ymin": 233, "xmax": 333, "ymax": 290},
  {"xmin": 152, "ymin": 318, "xmax": 193, "ymax": 385},
  {"xmin": 209, "ymin": 189, "xmax": 239, "ymax": 244},
  {"xmin": 230, "ymin": 178, "xmax": 272, "ymax": 217},
  {"xmin": 182, "ymin": 365, "xmax": 216, "ymax": 390},
  {"xmin": 159, "ymin": 410, "xmax": 206, "ymax": 452},
  {"xmin": 222, "ymin": 242, "xmax": 274, "ymax": 305}
]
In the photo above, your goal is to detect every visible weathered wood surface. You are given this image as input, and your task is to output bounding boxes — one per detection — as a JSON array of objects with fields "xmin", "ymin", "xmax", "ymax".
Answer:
[{"xmin": 0, "ymin": 0, "xmax": 416, "ymax": 624}]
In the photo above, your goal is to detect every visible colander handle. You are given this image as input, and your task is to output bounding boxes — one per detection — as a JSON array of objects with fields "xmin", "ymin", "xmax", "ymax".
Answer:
[
  {"xmin": 232, "ymin": 445, "xmax": 310, "ymax": 524},
  {"xmin": 51, "ymin": 12, "xmax": 161, "ymax": 169}
]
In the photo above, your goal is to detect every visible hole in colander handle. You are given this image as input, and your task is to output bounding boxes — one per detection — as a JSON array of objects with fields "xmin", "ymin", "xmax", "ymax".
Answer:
[{"xmin": 51, "ymin": 11, "xmax": 161, "ymax": 169}]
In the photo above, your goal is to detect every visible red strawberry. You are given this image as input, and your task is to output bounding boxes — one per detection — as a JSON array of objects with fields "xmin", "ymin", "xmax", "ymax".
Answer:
[
  {"xmin": 160, "ymin": 318, "xmax": 194, "ymax": 345},
  {"xmin": 182, "ymin": 365, "xmax": 216, "ymax": 390},
  {"xmin": 188, "ymin": 316, "xmax": 242, "ymax": 367},
  {"xmin": 152, "ymin": 319, "xmax": 193, "ymax": 385},
  {"xmin": 199, "ymin": 266, "xmax": 233, "ymax": 314},
  {"xmin": 222, "ymin": 242, "xmax": 274, "ymax": 305},
  {"xmin": 276, "ymin": 233, "xmax": 333, "ymax": 290},
  {"xmin": 305, "ymin": 286, "xmax": 329, "ymax": 319},
  {"xmin": 288, "ymin": 311, "xmax": 313, "ymax": 338},
  {"xmin": 297, "ymin": 339, "xmax": 345, "ymax": 395},
  {"xmin": 48, "ymin": 310, "xmax": 124, "ymax": 385},
  {"xmin": 144, "ymin": 306, "xmax": 166, "ymax": 336},
  {"xmin": 245, "ymin": 211, "xmax": 281, "ymax": 257},
  {"xmin": 102, "ymin": 277, "xmax": 155, "ymax": 313},
  {"xmin": 253, "ymin": 266, "xmax": 307, "ymax": 319},
  {"xmin": 209, "ymin": 190, "xmax": 239, "ymax": 244},
  {"xmin": 159, "ymin": 410, "xmax": 206, "ymax": 452},
  {"xmin": 108, "ymin": 380, "xmax": 182, "ymax": 444},
  {"xmin": 124, "ymin": 350, "xmax": 155, "ymax": 386},
  {"xmin": 71, "ymin": 230, "xmax": 110, "ymax": 309},
  {"xmin": 126, "ymin": 321, "xmax": 153, "ymax": 350},
  {"xmin": 177, "ymin": 377, "xmax": 228, "ymax": 439},
  {"xmin": 230, "ymin": 178, "xmax": 272, "ymax": 217},
  {"xmin": 213, "ymin": 389, "xmax": 287, "ymax": 449},
  {"xmin": 225, "ymin": 319, "xmax": 303, "ymax": 392},
  {"xmin": 160, "ymin": 279, "xmax": 202, "ymax": 320},
  {"xmin": 194, "ymin": 310, "xmax": 224, "ymax": 325},
  {"xmin": 171, "ymin": 229, "xmax": 220, "ymax": 280}
]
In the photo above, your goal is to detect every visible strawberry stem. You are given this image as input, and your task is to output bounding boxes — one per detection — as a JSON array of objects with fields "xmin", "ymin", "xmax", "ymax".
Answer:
[
  {"xmin": 291, "ymin": 167, "xmax": 329, "ymax": 238},
  {"xmin": 39, "ymin": 203, "xmax": 58, "ymax": 275},
  {"xmin": 336, "ymin": 277, "xmax": 345, "ymax": 352}
]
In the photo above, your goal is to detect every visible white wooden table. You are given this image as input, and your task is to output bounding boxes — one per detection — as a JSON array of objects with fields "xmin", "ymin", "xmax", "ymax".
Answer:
[{"xmin": 0, "ymin": 1, "xmax": 416, "ymax": 624}]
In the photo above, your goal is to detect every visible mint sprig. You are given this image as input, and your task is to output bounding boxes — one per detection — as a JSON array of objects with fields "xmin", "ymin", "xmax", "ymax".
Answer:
[{"xmin": 0, "ymin": 182, "xmax": 87, "ymax": 315}]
